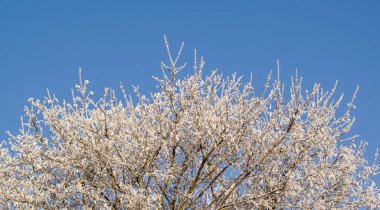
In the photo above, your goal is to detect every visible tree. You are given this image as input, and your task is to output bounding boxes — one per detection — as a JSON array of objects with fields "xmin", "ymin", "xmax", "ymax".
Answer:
[{"xmin": 0, "ymin": 38, "xmax": 379, "ymax": 209}]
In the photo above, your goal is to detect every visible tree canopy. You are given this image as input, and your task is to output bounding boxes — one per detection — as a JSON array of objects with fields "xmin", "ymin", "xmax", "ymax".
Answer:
[{"xmin": 0, "ymin": 39, "xmax": 379, "ymax": 209}]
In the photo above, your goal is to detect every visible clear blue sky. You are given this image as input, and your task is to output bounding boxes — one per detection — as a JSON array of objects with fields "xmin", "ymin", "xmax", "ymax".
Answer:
[{"xmin": 1, "ymin": 1, "xmax": 379, "ymax": 179}]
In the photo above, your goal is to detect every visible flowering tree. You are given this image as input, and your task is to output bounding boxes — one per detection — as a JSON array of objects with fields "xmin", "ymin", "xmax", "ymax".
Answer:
[{"xmin": 0, "ymin": 38, "xmax": 379, "ymax": 209}]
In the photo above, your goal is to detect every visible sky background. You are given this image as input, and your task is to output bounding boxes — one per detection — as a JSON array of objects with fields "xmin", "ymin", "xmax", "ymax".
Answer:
[{"xmin": 1, "ymin": 1, "xmax": 380, "ymax": 182}]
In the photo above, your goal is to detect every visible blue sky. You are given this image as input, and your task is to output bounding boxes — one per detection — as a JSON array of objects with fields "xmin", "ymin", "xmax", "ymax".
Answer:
[{"xmin": 1, "ymin": 1, "xmax": 380, "ymax": 179}]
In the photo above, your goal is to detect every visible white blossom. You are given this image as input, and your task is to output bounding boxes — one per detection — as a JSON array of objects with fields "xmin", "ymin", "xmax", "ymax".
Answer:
[{"xmin": 0, "ymin": 39, "xmax": 379, "ymax": 209}]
